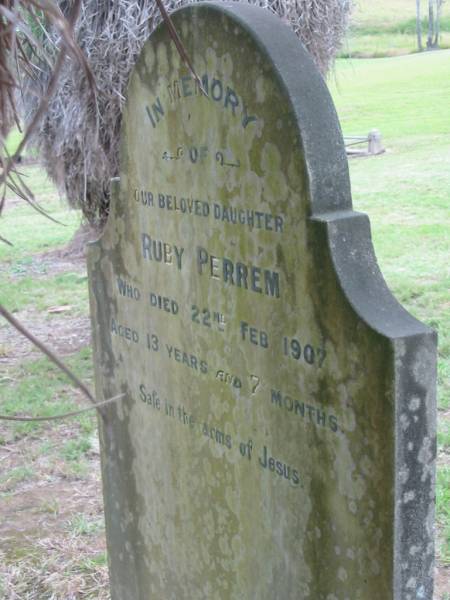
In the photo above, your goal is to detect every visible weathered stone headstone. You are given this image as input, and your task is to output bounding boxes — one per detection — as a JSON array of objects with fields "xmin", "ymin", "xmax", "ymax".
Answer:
[{"xmin": 87, "ymin": 4, "xmax": 437, "ymax": 599}]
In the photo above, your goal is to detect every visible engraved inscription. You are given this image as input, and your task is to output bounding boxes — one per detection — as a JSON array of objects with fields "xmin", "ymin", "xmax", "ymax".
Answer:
[
  {"xmin": 134, "ymin": 189, "xmax": 285, "ymax": 233},
  {"xmin": 136, "ymin": 382, "xmax": 301, "ymax": 488},
  {"xmin": 196, "ymin": 247, "xmax": 280, "ymax": 297}
]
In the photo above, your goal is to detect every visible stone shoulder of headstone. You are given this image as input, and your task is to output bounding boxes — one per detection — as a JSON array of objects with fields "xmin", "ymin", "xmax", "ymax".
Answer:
[{"xmin": 87, "ymin": 4, "xmax": 437, "ymax": 599}]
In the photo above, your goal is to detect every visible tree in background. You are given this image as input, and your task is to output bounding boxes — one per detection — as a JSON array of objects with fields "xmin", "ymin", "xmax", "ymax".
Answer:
[
  {"xmin": 23, "ymin": 0, "xmax": 352, "ymax": 227},
  {"xmin": 416, "ymin": 0, "xmax": 424, "ymax": 50},
  {"xmin": 416, "ymin": 0, "xmax": 445, "ymax": 50},
  {"xmin": 430, "ymin": 0, "xmax": 445, "ymax": 47}
]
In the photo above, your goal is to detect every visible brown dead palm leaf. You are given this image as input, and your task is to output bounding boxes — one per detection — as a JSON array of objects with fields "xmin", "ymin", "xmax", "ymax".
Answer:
[{"xmin": 0, "ymin": 0, "xmax": 97, "ymax": 239}]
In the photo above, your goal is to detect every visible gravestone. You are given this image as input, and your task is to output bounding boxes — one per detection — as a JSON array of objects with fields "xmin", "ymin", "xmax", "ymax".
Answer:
[{"xmin": 87, "ymin": 3, "xmax": 437, "ymax": 599}]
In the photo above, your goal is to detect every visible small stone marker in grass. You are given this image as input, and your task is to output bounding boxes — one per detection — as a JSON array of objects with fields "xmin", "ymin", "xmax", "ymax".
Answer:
[{"xmin": 87, "ymin": 3, "xmax": 437, "ymax": 599}]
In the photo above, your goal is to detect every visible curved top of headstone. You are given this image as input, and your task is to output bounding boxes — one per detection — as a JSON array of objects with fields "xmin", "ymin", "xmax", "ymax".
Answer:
[
  {"xmin": 200, "ymin": 2, "xmax": 352, "ymax": 216},
  {"xmin": 125, "ymin": 1, "xmax": 352, "ymax": 217},
  {"xmin": 189, "ymin": 2, "xmax": 353, "ymax": 217}
]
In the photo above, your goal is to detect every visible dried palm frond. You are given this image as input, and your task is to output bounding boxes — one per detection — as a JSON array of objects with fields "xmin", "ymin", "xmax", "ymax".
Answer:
[{"xmin": 0, "ymin": 0, "xmax": 96, "ymax": 237}]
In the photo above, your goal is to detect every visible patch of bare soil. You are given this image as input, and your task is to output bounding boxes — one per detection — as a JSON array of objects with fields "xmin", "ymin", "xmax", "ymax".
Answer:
[
  {"xmin": 0, "ymin": 409, "xmax": 110, "ymax": 599},
  {"xmin": 435, "ymin": 566, "xmax": 450, "ymax": 599},
  {"xmin": 28, "ymin": 224, "xmax": 99, "ymax": 277},
  {"xmin": 0, "ymin": 310, "xmax": 91, "ymax": 367},
  {"xmin": 0, "ymin": 224, "xmax": 99, "ymax": 277},
  {"xmin": 0, "ymin": 224, "xmax": 95, "ymax": 366},
  {"xmin": 0, "ymin": 310, "xmax": 91, "ymax": 369},
  {"xmin": 0, "ymin": 431, "xmax": 109, "ymax": 599},
  {"xmin": 40, "ymin": 223, "xmax": 100, "ymax": 264}
]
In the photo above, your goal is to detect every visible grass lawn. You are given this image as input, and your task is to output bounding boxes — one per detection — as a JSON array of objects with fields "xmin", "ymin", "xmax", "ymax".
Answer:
[
  {"xmin": 330, "ymin": 48, "xmax": 450, "ymax": 586},
  {"xmin": 332, "ymin": 50, "xmax": 450, "ymax": 138},
  {"xmin": 0, "ymin": 167, "xmax": 80, "ymax": 259},
  {"xmin": 4, "ymin": 128, "xmax": 23, "ymax": 156},
  {"xmin": 343, "ymin": 0, "xmax": 450, "ymax": 57},
  {"xmin": 0, "ymin": 171, "xmax": 109, "ymax": 598}
]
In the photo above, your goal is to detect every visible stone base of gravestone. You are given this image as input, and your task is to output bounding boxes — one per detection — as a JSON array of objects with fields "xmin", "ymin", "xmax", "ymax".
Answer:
[{"xmin": 87, "ymin": 4, "xmax": 436, "ymax": 599}]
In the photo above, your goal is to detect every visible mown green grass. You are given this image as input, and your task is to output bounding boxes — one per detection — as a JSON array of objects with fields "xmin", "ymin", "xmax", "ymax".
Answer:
[
  {"xmin": 331, "ymin": 49, "xmax": 450, "ymax": 567},
  {"xmin": 0, "ymin": 165, "xmax": 86, "ymax": 316},
  {"xmin": 330, "ymin": 51, "xmax": 450, "ymax": 414},
  {"xmin": 341, "ymin": 32, "xmax": 450, "ymax": 59},
  {"xmin": 0, "ymin": 271, "xmax": 89, "ymax": 315},
  {"xmin": 343, "ymin": 0, "xmax": 450, "ymax": 57},
  {"xmin": 67, "ymin": 514, "xmax": 104, "ymax": 537},
  {"xmin": 332, "ymin": 51, "xmax": 450, "ymax": 138},
  {"xmin": 0, "ymin": 161, "xmax": 91, "ymax": 478},
  {"xmin": 0, "ymin": 465, "xmax": 34, "ymax": 489},
  {"xmin": 4, "ymin": 128, "xmax": 24, "ymax": 156},
  {"xmin": 0, "ymin": 347, "xmax": 94, "ymax": 441},
  {"xmin": 0, "ymin": 346, "xmax": 96, "ymax": 485},
  {"xmin": 437, "ymin": 466, "xmax": 450, "ymax": 563},
  {"xmin": 0, "ymin": 166, "xmax": 81, "ymax": 261},
  {"xmin": 351, "ymin": 0, "xmax": 442, "ymax": 28}
]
